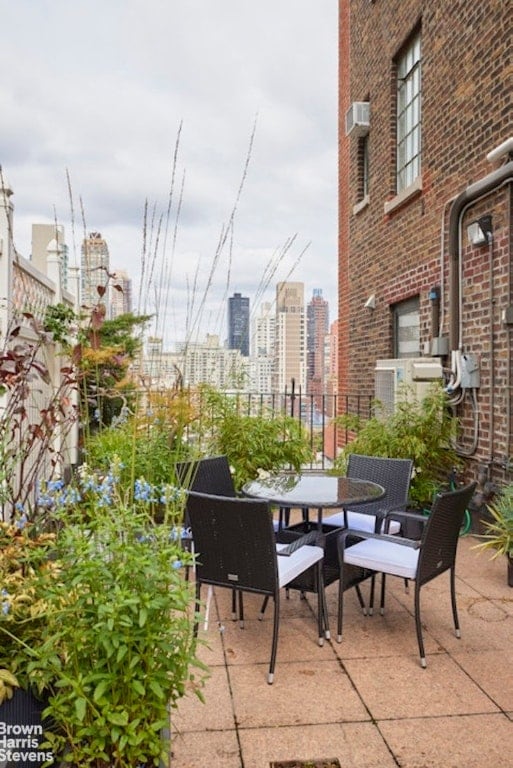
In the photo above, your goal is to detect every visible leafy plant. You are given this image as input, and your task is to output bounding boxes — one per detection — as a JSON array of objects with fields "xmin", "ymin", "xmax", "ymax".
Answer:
[
  {"xmin": 332, "ymin": 383, "xmax": 462, "ymax": 507},
  {"xmin": 0, "ymin": 514, "xmax": 58, "ymax": 701},
  {"xmin": 200, "ymin": 386, "xmax": 314, "ymax": 490},
  {"xmin": 474, "ymin": 482, "xmax": 513, "ymax": 558},
  {"xmin": 5, "ymin": 463, "xmax": 205, "ymax": 768}
]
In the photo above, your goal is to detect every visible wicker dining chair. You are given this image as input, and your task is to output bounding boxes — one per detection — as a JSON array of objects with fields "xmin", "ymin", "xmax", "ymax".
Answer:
[
  {"xmin": 336, "ymin": 482, "xmax": 476, "ymax": 667},
  {"xmin": 323, "ymin": 454, "xmax": 413, "ymax": 535},
  {"xmin": 187, "ymin": 490, "xmax": 327, "ymax": 683}
]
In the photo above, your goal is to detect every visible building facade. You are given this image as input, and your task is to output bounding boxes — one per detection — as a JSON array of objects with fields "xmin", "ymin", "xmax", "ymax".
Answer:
[
  {"xmin": 339, "ymin": 1, "xmax": 512, "ymax": 483},
  {"xmin": 110, "ymin": 269, "xmax": 133, "ymax": 319},
  {"xmin": 306, "ymin": 288, "xmax": 329, "ymax": 409},
  {"xmin": 274, "ymin": 281, "xmax": 306, "ymax": 394},
  {"xmin": 80, "ymin": 232, "xmax": 110, "ymax": 308},
  {"xmin": 228, "ymin": 292, "xmax": 250, "ymax": 357}
]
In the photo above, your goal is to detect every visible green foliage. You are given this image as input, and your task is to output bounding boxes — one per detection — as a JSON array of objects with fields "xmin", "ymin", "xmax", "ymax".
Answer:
[
  {"xmin": 2, "ymin": 466, "xmax": 205, "ymax": 768},
  {"xmin": 333, "ymin": 383, "xmax": 461, "ymax": 507},
  {"xmin": 200, "ymin": 387, "xmax": 313, "ymax": 490},
  {"xmin": 474, "ymin": 482, "xmax": 513, "ymax": 557},
  {"xmin": 43, "ymin": 302, "xmax": 77, "ymax": 344}
]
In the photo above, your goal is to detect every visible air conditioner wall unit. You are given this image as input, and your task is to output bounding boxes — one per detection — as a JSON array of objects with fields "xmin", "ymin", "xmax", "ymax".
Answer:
[
  {"xmin": 374, "ymin": 358, "xmax": 443, "ymax": 414},
  {"xmin": 345, "ymin": 101, "xmax": 370, "ymax": 137}
]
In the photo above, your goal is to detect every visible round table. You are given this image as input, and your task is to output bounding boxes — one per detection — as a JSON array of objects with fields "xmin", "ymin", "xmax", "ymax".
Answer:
[{"xmin": 243, "ymin": 472, "xmax": 385, "ymax": 528}]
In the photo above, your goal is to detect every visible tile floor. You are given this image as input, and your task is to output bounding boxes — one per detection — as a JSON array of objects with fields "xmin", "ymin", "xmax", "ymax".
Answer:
[{"xmin": 170, "ymin": 536, "xmax": 513, "ymax": 768}]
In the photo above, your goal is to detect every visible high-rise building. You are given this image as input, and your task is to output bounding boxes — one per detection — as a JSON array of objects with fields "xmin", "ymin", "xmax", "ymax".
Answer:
[
  {"xmin": 228, "ymin": 292, "xmax": 250, "ymax": 357},
  {"xmin": 306, "ymin": 288, "xmax": 329, "ymax": 407},
  {"xmin": 80, "ymin": 232, "xmax": 110, "ymax": 308},
  {"xmin": 110, "ymin": 269, "xmax": 133, "ymax": 319},
  {"xmin": 274, "ymin": 281, "xmax": 306, "ymax": 394},
  {"xmin": 250, "ymin": 301, "xmax": 276, "ymax": 392}
]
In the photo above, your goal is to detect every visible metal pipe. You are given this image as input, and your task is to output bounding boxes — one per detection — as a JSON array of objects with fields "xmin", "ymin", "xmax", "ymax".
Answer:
[{"xmin": 448, "ymin": 160, "xmax": 513, "ymax": 351}]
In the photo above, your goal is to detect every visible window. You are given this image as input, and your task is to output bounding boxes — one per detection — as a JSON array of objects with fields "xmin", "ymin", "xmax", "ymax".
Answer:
[
  {"xmin": 393, "ymin": 296, "xmax": 420, "ymax": 358},
  {"xmin": 396, "ymin": 31, "xmax": 421, "ymax": 192},
  {"xmin": 359, "ymin": 134, "xmax": 370, "ymax": 201}
]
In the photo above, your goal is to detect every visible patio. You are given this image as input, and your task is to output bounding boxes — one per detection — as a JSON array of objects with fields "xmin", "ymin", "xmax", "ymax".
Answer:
[{"xmin": 170, "ymin": 534, "xmax": 513, "ymax": 768}]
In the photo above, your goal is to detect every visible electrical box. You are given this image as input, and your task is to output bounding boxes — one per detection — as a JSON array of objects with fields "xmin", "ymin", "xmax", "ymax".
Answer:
[{"xmin": 460, "ymin": 354, "xmax": 480, "ymax": 389}]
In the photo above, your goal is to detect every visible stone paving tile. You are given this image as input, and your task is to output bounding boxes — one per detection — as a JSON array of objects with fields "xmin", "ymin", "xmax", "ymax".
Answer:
[
  {"xmin": 172, "ymin": 664, "xmax": 234, "ymax": 734},
  {"xmin": 379, "ymin": 712, "xmax": 513, "ymax": 768},
  {"xmin": 170, "ymin": 728, "xmax": 241, "ymax": 768},
  {"xmin": 228, "ymin": 659, "xmax": 369, "ymax": 728},
  {"xmin": 342, "ymin": 654, "xmax": 500, "ymax": 720},
  {"xmin": 239, "ymin": 722, "xmax": 398, "ymax": 768},
  {"xmin": 451, "ymin": 648, "xmax": 513, "ymax": 712}
]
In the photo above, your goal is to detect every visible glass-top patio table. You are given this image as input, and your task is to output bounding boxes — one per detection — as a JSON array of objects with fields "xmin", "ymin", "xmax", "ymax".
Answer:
[{"xmin": 243, "ymin": 472, "xmax": 385, "ymax": 529}]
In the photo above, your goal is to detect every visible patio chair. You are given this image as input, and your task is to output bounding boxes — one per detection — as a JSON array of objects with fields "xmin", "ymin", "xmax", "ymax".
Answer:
[
  {"xmin": 186, "ymin": 490, "xmax": 327, "ymax": 683},
  {"xmin": 175, "ymin": 455, "xmax": 237, "ymax": 499},
  {"xmin": 336, "ymin": 482, "xmax": 476, "ymax": 667},
  {"xmin": 323, "ymin": 454, "xmax": 413, "ymax": 535},
  {"xmin": 175, "ymin": 455, "xmax": 238, "ymax": 610}
]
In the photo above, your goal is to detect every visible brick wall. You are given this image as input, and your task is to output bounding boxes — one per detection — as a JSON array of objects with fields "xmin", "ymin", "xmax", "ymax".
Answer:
[{"xmin": 339, "ymin": 0, "xmax": 513, "ymax": 481}]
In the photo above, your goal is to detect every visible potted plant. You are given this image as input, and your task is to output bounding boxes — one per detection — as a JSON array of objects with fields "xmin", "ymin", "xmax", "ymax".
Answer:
[
  {"xmin": 474, "ymin": 481, "xmax": 513, "ymax": 587},
  {"xmin": 199, "ymin": 385, "xmax": 314, "ymax": 490},
  {"xmin": 332, "ymin": 382, "xmax": 462, "ymax": 511}
]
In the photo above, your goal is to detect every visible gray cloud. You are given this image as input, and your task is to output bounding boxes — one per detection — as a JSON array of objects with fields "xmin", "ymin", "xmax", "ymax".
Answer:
[{"xmin": 1, "ymin": 0, "xmax": 337, "ymax": 346}]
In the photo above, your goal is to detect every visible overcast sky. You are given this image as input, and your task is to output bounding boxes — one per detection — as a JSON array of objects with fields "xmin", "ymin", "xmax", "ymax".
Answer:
[{"xmin": 1, "ymin": 0, "xmax": 338, "ymax": 348}]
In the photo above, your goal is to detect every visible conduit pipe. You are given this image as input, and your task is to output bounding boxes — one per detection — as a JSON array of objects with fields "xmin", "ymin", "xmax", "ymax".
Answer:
[{"xmin": 448, "ymin": 159, "xmax": 513, "ymax": 352}]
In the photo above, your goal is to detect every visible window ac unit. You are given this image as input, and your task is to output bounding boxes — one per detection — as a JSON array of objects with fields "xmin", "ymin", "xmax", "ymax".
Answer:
[
  {"xmin": 374, "ymin": 358, "xmax": 442, "ymax": 415},
  {"xmin": 345, "ymin": 102, "xmax": 370, "ymax": 137}
]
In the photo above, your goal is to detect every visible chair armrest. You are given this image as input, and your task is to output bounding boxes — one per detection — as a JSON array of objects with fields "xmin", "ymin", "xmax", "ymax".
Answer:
[
  {"xmin": 277, "ymin": 530, "xmax": 325, "ymax": 556},
  {"xmin": 339, "ymin": 528, "xmax": 421, "ymax": 552}
]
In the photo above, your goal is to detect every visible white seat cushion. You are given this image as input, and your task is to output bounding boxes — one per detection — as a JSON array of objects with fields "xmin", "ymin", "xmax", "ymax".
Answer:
[
  {"xmin": 343, "ymin": 538, "xmax": 419, "ymax": 580},
  {"xmin": 276, "ymin": 544, "xmax": 324, "ymax": 588},
  {"xmin": 323, "ymin": 510, "xmax": 401, "ymax": 535}
]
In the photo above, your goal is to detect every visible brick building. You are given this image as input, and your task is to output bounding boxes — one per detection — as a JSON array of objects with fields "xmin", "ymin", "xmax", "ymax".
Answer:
[{"xmin": 339, "ymin": 1, "xmax": 512, "ymax": 484}]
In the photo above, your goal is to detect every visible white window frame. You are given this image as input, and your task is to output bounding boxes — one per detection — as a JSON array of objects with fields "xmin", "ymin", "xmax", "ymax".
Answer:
[{"xmin": 396, "ymin": 31, "xmax": 421, "ymax": 193}]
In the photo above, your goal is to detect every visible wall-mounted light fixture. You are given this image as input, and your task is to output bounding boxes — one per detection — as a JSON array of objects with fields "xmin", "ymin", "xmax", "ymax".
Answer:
[
  {"xmin": 364, "ymin": 294, "xmax": 376, "ymax": 310},
  {"xmin": 467, "ymin": 215, "xmax": 493, "ymax": 246}
]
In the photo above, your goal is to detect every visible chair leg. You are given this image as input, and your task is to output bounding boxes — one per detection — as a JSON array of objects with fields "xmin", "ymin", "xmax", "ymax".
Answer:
[
  {"xmin": 268, "ymin": 592, "xmax": 280, "ymax": 684},
  {"xmin": 260, "ymin": 595, "xmax": 269, "ymax": 619},
  {"xmin": 354, "ymin": 584, "xmax": 367, "ymax": 615},
  {"xmin": 368, "ymin": 574, "xmax": 376, "ymax": 615},
  {"xmin": 414, "ymin": 582, "xmax": 427, "ymax": 668},
  {"xmin": 315, "ymin": 561, "xmax": 327, "ymax": 644},
  {"xmin": 336, "ymin": 565, "xmax": 344, "ymax": 643},
  {"xmin": 379, "ymin": 573, "xmax": 386, "ymax": 615},
  {"xmin": 193, "ymin": 582, "xmax": 201, "ymax": 638},
  {"xmin": 231, "ymin": 588, "xmax": 237, "ymax": 620},
  {"xmin": 450, "ymin": 566, "xmax": 461, "ymax": 639},
  {"xmin": 238, "ymin": 590, "xmax": 244, "ymax": 628}
]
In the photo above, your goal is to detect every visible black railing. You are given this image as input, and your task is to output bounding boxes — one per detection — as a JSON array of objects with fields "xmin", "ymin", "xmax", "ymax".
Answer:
[{"xmin": 187, "ymin": 390, "xmax": 373, "ymax": 470}]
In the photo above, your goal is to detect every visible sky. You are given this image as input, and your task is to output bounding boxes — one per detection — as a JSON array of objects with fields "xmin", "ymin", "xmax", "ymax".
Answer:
[{"xmin": 0, "ymin": 0, "xmax": 338, "ymax": 349}]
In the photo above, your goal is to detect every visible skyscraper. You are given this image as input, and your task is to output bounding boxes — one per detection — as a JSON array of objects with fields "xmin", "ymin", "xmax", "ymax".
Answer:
[
  {"xmin": 274, "ymin": 281, "xmax": 306, "ymax": 393},
  {"xmin": 80, "ymin": 232, "xmax": 110, "ymax": 308},
  {"xmin": 228, "ymin": 292, "xmax": 250, "ymax": 357},
  {"xmin": 306, "ymin": 288, "xmax": 329, "ymax": 407},
  {"xmin": 110, "ymin": 269, "xmax": 133, "ymax": 319}
]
